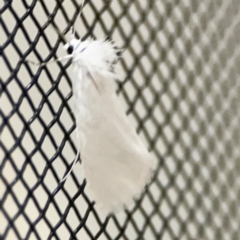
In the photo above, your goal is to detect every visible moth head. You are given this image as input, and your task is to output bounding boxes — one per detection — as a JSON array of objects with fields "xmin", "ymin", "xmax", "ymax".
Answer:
[
  {"xmin": 63, "ymin": 38, "xmax": 81, "ymax": 55},
  {"xmin": 63, "ymin": 36, "xmax": 92, "ymax": 57}
]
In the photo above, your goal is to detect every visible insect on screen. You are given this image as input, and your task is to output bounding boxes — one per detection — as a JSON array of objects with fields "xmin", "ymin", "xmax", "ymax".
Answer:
[{"xmin": 1, "ymin": 0, "xmax": 240, "ymax": 240}]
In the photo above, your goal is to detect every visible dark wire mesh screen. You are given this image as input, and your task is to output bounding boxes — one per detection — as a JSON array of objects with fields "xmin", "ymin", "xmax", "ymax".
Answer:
[{"xmin": 1, "ymin": 0, "xmax": 240, "ymax": 239}]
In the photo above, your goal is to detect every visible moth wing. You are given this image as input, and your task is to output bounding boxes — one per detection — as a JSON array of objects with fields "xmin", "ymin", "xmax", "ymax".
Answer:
[{"xmin": 77, "ymin": 72, "xmax": 156, "ymax": 215}]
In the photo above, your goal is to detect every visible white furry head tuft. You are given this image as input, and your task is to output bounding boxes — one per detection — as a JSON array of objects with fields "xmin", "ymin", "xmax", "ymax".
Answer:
[{"xmin": 64, "ymin": 38, "xmax": 122, "ymax": 77}]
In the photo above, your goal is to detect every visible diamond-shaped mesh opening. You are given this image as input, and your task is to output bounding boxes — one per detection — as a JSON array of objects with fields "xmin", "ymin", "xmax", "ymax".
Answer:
[{"xmin": 1, "ymin": 0, "xmax": 240, "ymax": 239}]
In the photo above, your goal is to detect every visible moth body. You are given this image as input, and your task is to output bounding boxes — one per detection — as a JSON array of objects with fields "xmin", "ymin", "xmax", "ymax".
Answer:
[{"xmin": 65, "ymin": 36, "xmax": 156, "ymax": 215}]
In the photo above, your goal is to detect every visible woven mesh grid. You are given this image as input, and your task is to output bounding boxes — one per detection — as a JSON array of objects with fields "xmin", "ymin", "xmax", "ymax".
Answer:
[{"xmin": 1, "ymin": 0, "xmax": 240, "ymax": 239}]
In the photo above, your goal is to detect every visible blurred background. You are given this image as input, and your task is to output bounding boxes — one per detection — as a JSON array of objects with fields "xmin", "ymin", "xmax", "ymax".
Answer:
[{"xmin": 0, "ymin": 0, "xmax": 240, "ymax": 239}]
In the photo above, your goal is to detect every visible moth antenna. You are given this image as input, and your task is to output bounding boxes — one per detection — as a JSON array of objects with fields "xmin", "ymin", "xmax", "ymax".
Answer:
[
  {"xmin": 26, "ymin": 55, "xmax": 73, "ymax": 66},
  {"xmin": 71, "ymin": 0, "xmax": 86, "ymax": 39}
]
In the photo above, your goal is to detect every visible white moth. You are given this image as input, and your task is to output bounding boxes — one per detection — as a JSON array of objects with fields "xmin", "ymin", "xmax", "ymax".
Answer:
[{"xmin": 31, "ymin": 0, "xmax": 157, "ymax": 216}]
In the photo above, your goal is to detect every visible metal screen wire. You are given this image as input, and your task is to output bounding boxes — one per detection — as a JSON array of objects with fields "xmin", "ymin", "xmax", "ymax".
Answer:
[{"xmin": 1, "ymin": 0, "xmax": 240, "ymax": 239}]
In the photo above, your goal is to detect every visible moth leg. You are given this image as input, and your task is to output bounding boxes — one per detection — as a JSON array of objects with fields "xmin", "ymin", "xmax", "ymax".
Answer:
[
  {"xmin": 60, "ymin": 148, "xmax": 81, "ymax": 183},
  {"xmin": 87, "ymin": 71, "xmax": 101, "ymax": 94}
]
